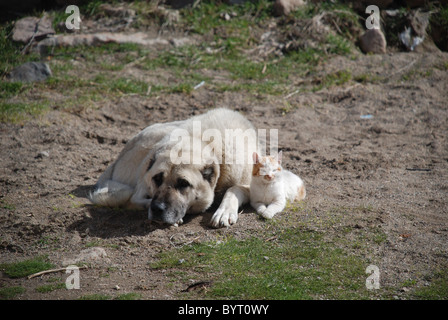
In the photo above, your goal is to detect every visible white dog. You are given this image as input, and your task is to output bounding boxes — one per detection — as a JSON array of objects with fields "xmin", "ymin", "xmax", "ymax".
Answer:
[{"xmin": 89, "ymin": 108, "xmax": 259, "ymax": 228}]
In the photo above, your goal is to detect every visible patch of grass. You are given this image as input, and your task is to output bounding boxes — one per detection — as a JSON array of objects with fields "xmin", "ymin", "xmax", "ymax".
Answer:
[
  {"xmin": 109, "ymin": 77, "xmax": 149, "ymax": 95},
  {"xmin": 115, "ymin": 293, "xmax": 142, "ymax": 300},
  {"xmin": 0, "ymin": 101, "xmax": 49, "ymax": 123},
  {"xmin": 313, "ymin": 69, "xmax": 352, "ymax": 91},
  {"xmin": 151, "ymin": 227, "xmax": 371, "ymax": 299},
  {"xmin": 354, "ymin": 73, "xmax": 382, "ymax": 84},
  {"xmin": 401, "ymin": 69, "xmax": 433, "ymax": 81},
  {"xmin": 0, "ymin": 256, "xmax": 55, "ymax": 279},
  {"xmin": 0, "ymin": 286, "xmax": 26, "ymax": 300},
  {"xmin": 181, "ymin": 0, "xmax": 273, "ymax": 36},
  {"xmin": 413, "ymin": 269, "xmax": 448, "ymax": 300},
  {"xmin": 0, "ymin": 82, "xmax": 25, "ymax": 99},
  {"xmin": 79, "ymin": 293, "xmax": 112, "ymax": 300},
  {"xmin": 78, "ymin": 292, "xmax": 142, "ymax": 300},
  {"xmin": 35, "ymin": 282, "xmax": 66, "ymax": 293},
  {"xmin": 53, "ymin": 43, "xmax": 145, "ymax": 62}
]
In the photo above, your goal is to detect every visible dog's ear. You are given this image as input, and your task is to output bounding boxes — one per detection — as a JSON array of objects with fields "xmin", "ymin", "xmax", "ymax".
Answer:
[{"xmin": 201, "ymin": 164, "xmax": 218, "ymax": 187}]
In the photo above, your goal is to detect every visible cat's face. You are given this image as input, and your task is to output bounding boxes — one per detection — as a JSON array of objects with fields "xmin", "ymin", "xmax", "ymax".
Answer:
[{"xmin": 252, "ymin": 151, "xmax": 283, "ymax": 182}]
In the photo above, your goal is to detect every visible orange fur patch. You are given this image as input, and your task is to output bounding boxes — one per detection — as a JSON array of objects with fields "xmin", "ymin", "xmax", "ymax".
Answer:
[
  {"xmin": 295, "ymin": 184, "xmax": 306, "ymax": 201},
  {"xmin": 252, "ymin": 156, "xmax": 282, "ymax": 176},
  {"xmin": 252, "ymin": 162, "xmax": 263, "ymax": 176}
]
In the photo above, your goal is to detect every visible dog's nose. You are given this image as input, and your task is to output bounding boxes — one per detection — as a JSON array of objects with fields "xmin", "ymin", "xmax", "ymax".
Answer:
[{"xmin": 150, "ymin": 200, "xmax": 165, "ymax": 217}]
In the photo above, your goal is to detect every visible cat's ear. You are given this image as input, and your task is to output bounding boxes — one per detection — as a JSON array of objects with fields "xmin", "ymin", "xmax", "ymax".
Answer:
[
  {"xmin": 277, "ymin": 150, "xmax": 283, "ymax": 164},
  {"xmin": 252, "ymin": 152, "xmax": 259, "ymax": 164}
]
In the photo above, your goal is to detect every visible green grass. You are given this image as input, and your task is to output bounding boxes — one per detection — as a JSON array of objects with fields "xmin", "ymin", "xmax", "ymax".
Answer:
[
  {"xmin": 313, "ymin": 69, "xmax": 352, "ymax": 91},
  {"xmin": 149, "ymin": 201, "xmax": 396, "ymax": 300},
  {"xmin": 0, "ymin": 101, "xmax": 49, "ymax": 123},
  {"xmin": 79, "ymin": 293, "xmax": 112, "ymax": 300},
  {"xmin": 78, "ymin": 292, "xmax": 142, "ymax": 300},
  {"xmin": 0, "ymin": 256, "xmax": 55, "ymax": 279},
  {"xmin": 0, "ymin": 286, "xmax": 26, "ymax": 300},
  {"xmin": 35, "ymin": 282, "xmax": 66, "ymax": 293},
  {"xmin": 413, "ymin": 270, "xmax": 448, "ymax": 300},
  {"xmin": 151, "ymin": 227, "xmax": 373, "ymax": 299}
]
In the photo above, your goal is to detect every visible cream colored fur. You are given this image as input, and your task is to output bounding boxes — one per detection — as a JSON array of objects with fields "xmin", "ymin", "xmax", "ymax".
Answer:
[{"xmin": 90, "ymin": 108, "xmax": 258, "ymax": 228}]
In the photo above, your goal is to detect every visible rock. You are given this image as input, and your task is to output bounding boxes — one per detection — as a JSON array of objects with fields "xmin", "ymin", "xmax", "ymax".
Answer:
[
  {"xmin": 6, "ymin": 62, "xmax": 51, "ymax": 83},
  {"xmin": 273, "ymin": 0, "xmax": 306, "ymax": 16},
  {"xmin": 359, "ymin": 28, "xmax": 387, "ymax": 54},
  {"xmin": 36, "ymin": 32, "xmax": 195, "ymax": 50},
  {"xmin": 12, "ymin": 16, "xmax": 55, "ymax": 43},
  {"xmin": 62, "ymin": 247, "xmax": 107, "ymax": 266},
  {"xmin": 36, "ymin": 151, "xmax": 50, "ymax": 158}
]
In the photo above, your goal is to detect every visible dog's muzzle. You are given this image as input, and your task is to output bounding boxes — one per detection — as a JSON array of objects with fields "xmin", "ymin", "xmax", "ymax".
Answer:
[{"xmin": 148, "ymin": 199, "xmax": 183, "ymax": 226}]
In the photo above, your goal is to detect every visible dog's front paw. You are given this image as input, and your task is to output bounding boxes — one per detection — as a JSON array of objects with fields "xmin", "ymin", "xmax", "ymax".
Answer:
[{"xmin": 210, "ymin": 206, "xmax": 239, "ymax": 228}]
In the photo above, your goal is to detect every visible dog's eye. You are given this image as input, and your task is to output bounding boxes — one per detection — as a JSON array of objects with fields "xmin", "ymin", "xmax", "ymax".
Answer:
[
  {"xmin": 175, "ymin": 178, "xmax": 191, "ymax": 190},
  {"xmin": 152, "ymin": 172, "xmax": 164, "ymax": 187}
]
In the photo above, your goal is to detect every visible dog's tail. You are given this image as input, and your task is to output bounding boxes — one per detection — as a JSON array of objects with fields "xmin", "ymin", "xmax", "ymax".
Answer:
[{"xmin": 89, "ymin": 180, "xmax": 134, "ymax": 207}]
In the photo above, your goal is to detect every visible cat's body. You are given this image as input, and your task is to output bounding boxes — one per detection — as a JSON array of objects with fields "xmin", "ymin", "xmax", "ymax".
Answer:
[{"xmin": 250, "ymin": 152, "xmax": 306, "ymax": 219}]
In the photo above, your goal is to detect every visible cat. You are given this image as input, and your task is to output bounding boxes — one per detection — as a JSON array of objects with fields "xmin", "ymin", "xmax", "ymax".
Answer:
[{"xmin": 250, "ymin": 151, "xmax": 306, "ymax": 219}]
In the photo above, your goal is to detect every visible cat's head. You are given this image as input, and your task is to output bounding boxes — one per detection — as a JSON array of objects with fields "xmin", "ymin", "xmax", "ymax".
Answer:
[{"xmin": 252, "ymin": 151, "xmax": 283, "ymax": 182}]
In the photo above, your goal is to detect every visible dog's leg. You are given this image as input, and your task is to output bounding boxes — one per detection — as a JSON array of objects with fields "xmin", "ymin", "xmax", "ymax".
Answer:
[
  {"xmin": 211, "ymin": 185, "xmax": 250, "ymax": 228},
  {"xmin": 129, "ymin": 182, "xmax": 152, "ymax": 210},
  {"xmin": 89, "ymin": 180, "xmax": 134, "ymax": 207}
]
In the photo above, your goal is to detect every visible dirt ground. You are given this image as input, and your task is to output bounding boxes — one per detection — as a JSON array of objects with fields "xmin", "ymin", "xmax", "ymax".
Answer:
[{"xmin": 1, "ymin": 12, "xmax": 448, "ymax": 299}]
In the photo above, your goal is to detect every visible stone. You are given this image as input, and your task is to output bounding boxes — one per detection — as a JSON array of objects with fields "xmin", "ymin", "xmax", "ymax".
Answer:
[
  {"xmin": 273, "ymin": 0, "xmax": 306, "ymax": 16},
  {"xmin": 12, "ymin": 16, "xmax": 55, "ymax": 43},
  {"xmin": 36, "ymin": 151, "xmax": 50, "ymax": 158},
  {"xmin": 36, "ymin": 32, "xmax": 194, "ymax": 50},
  {"xmin": 6, "ymin": 62, "xmax": 51, "ymax": 83},
  {"xmin": 359, "ymin": 28, "xmax": 387, "ymax": 54}
]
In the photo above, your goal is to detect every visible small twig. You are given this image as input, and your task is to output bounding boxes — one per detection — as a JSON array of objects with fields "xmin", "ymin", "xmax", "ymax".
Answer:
[
  {"xmin": 28, "ymin": 265, "xmax": 88, "ymax": 279},
  {"xmin": 169, "ymin": 234, "xmax": 201, "ymax": 248},
  {"xmin": 390, "ymin": 59, "xmax": 418, "ymax": 78},
  {"xmin": 284, "ymin": 89, "xmax": 300, "ymax": 99},
  {"xmin": 405, "ymin": 168, "xmax": 431, "ymax": 172},
  {"xmin": 21, "ymin": 16, "xmax": 44, "ymax": 55},
  {"xmin": 264, "ymin": 236, "xmax": 278, "ymax": 242}
]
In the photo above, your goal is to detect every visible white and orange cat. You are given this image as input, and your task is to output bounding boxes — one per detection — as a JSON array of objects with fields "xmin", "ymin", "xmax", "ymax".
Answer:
[{"xmin": 250, "ymin": 151, "xmax": 306, "ymax": 219}]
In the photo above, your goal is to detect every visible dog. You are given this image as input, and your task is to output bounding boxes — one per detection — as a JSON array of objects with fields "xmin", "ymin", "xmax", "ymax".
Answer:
[{"xmin": 89, "ymin": 108, "xmax": 259, "ymax": 228}]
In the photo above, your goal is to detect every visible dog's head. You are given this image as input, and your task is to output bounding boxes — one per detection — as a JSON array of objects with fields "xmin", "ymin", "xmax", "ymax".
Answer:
[{"xmin": 144, "ymin": 147, "xmax": 220, "ymax": 225}]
